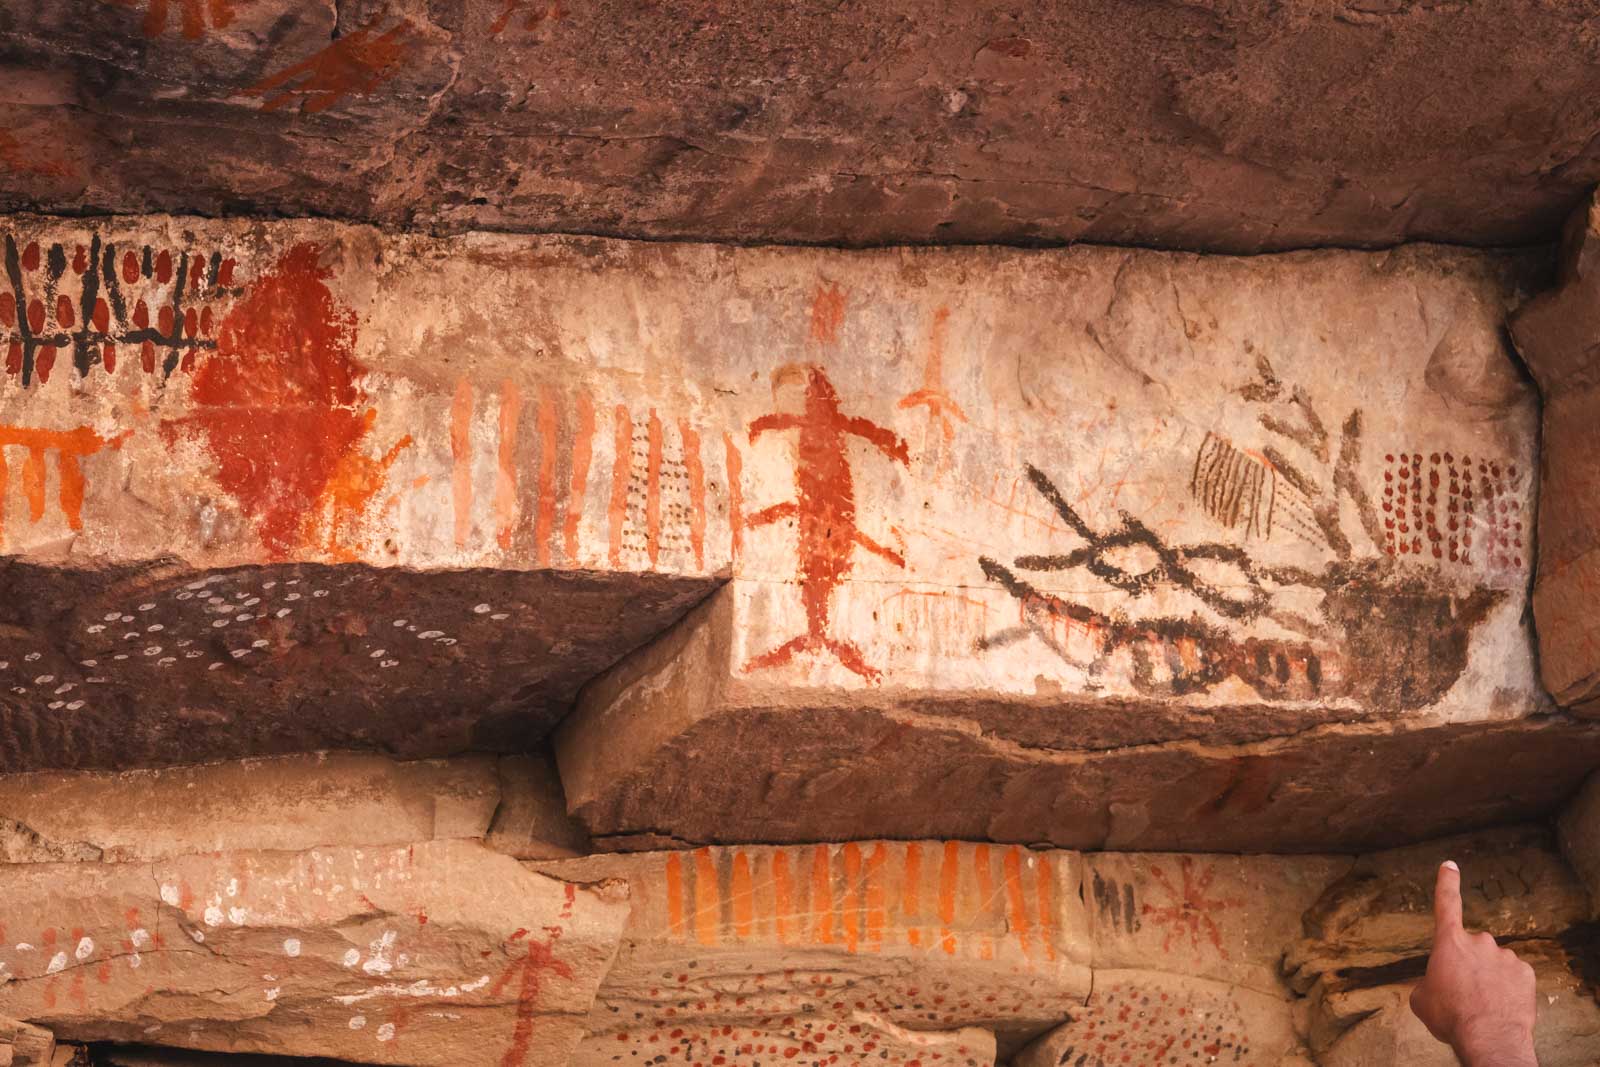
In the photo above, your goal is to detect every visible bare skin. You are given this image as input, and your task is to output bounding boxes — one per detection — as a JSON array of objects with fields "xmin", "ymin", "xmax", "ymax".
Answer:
[{"xmin": 1410, "ymin": 860, "xmax": 1539, "ymax": 1067}]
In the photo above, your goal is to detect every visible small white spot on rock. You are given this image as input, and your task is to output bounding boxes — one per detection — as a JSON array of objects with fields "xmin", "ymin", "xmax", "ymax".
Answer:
[
  {"xmin": 46, "ymin": 951, "xmax": 67, "ymax": 974},
  {"xmin": 212, "ymin": 619, "xmax": 229, "ymax": 628},
  {"xmin": 342, "ymin": 948, "xmax": 360, "ymax": 967},
  {"xmin": 75, "ymin": 937, "xmax": 94, "ymax": 960},
  {"xmin": 283, "ymin": 938, "xmax": 301, "ymax": 957},
  {"xmin": 251, "ymin": 639, "xmax": 269, "ymax": 649},
  {"xmin": 275, "ymin": 608, "xmax": 292, "ymax": 618},
  {"xmin": 33, "ymin": 675, "xmax": 54, "ymax": 685},
  {"xmin": 417, "ymin": 630, "xmax": 443, "ymax": 639},
  {"xmin": 265, "ymin": 987, "xmax": 279, "ymax": 1001},
  {"xmin": 143, "ymin": 646, "xmax": 163, "ymax": 657},
  {"xmin": 138, "ymin": 602, "xmax": 156, "ymax": 611},
  {"xmin": 131, "ymin": 929, "xmax": 150, "ymax": 948},
  {"xmin": 369, "ymin": 649, "xmax": 385, "ymax": 658},
  {"xmin": 379, "ymin": 659, "xmax": 398, "ymax": 668},
  {"xmin": 103, "ymin": 612, "xmax": 121, "ymax": 622},
  {"xmin": 190, "ymin": 929, "xmax": 205, "ymax": 943},
  {"xmin": 376, "ymin": 1022, "xmax": 395, "ymax": 1042},
  {"xmin": 160, "ymin": 885, "xmax": 180, "ymax": 906},
  {"xmin": 312, "ymin": 589, "xmax": 329, "ymax": 598},
  {"xmin": 65, "ymin": 700, "xmax": 84, "ymax": 711},
  {"xmin": 230, "ymin": 649, "xmax": 250, "ymax": 659},
  {"xmin": 348, "ymin": 1015, "xmax": 366, "ymax": 1030},
  {"xmin": 147, "ymin": 623, "xmax": 164, "ymax": 632},
  {"xmin": 473, "ymin": 603, "xmax": 491, "ymax": 614},
  {"xmin": 204, "ymin": 906, "xmax": 224, "ymax": 926},
  {"xmin": 490, "ymin": 613, "xmax": 509, "ymax": 621}
]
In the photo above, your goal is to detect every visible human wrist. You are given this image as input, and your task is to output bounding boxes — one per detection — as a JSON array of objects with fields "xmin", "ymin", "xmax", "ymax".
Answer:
[{"xmin": 1453, "ymin": 1020, "xmax": 1537, "ymax": 1067}]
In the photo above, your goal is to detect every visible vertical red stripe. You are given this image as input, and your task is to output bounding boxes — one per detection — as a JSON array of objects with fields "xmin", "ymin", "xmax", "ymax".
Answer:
[
  {"xmin": 724, "ymin": 433, "xmax": 743, "ymax": 566},
  {"xmin": 680, "ymin": 419, "xmax": 705, "ymax": 569},
  {"xmin": 607, "ymin": 406, "xmax": 632, "ymax": 567},
  {"xmin": 534, "ymin": 384, "xmax": 560, "ymax": 566},
  {"xmin": 563, "ymin": 389, "xmax": 594, "ymax": 564}
]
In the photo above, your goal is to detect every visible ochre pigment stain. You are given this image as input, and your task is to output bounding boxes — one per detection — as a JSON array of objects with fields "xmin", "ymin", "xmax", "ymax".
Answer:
[{"xmin": 176, "ymin": 243, "xmax": 383, "ymax": 558}]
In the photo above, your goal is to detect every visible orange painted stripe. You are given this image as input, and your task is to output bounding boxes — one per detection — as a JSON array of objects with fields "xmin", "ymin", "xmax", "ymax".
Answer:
[
  {"xmin": 973, "ymin": 844, "xmax": 995, "ymax": 961},
  {"xmin": 450, "ymin": 379, "xmax": 474, "ymax": 548},
  {"xmin": 680, "ymin": 419, "xmax": 705, "ymax": 569},
  {"xmin": 864, "ymin": 843, "xmax": 887, "ymax": 952},
  {"xmin": 493, "ymin": 381, "xmax": 522, "ymax": 550},
  {"xmin": 730, "ymin": 850, "xmax": 754, "ymax": 939},
  {"xmin": 534, "ymin": 383, "xmax": 560, "ymax": 566},
  {"xmin": 903, "ymin": 842, "xmax": 922, "ymax": 947},
  {"xmin": 1036, "ymin": 854, "xmax": 1058, "ymax": 961},
  {"xmin": 773, "ymin": 849, "xmax": 794, "ymax": 945},
  {"xmin": 563, "ymin": 389, "xmax": 594, "ymax": 564},
  {"xmin": 840, "ymin": 843, "xmax": 862, "ymax": 954},
  {"xmin": 57, "ymin": 453, "xmax": 85, "ymax": 531},
  {"xmin": 724, "ymin": 433, "xmax": 742, "ymax": 565},
  {"xmin": 645, "ymin": 410, "xmax": 663, "ymax": 568},
  {"xmin": 607, "ymin": 405, "xmax": 632, "ymax": 567},
  {"xmin": 665, "ymin": 852, "xmax": 686, "ymax": 939},
  {"xmin": 1004, "ymin": 846, "xmax": 1034, "ymax": 960},
  {"xmin": 693, "ymin": 847, "xmax": 719, "ymax": 947},
  {"xmin": 810, "ymin": 845, "xmax": 834, "ymax": 945},
  {"xmin": 938, "ymin": 841, "xmax": 960, "ymax": 955}
]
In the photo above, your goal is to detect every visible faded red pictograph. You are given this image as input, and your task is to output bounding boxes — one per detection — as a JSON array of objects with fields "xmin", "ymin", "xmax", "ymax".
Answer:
[
  {"xmin": 490, "ymin": 0, "xmax": 567, "ymax": 35},
  {"xmin": 898, "ymin": 305, "xmax": 966, "ymax": 444},
  {"xmin": 0, "ymin": 130, "xmax": 73, "ymax": 179},
  {"xmin": 165, "ymin": 243, "xmax": 410, "ymax": 559},
  {"xmin": 1139, "ymin": 857, "xmax": 1243, "ymax": 960},
  {"xmin": 744, "ymin": 364, "xmax": 908, "ymax": 683},
  {"xmin": 247, "ymin": 20, "xmax": 416, "ymax": 115},
  {"xmin": 103, "ymin": 0, "xmax": 240, "ymax": 39},
  {"xmin": 490, "ymin": 926, "xmax": 575, "ymax": 1067}
]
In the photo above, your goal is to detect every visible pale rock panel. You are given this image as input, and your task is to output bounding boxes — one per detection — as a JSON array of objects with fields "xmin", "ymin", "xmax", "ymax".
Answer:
[
  {"xmin": 0, "ymin": 841, "xmax": 629, "ymax": 1067},
  {"xmin": 0, "ymin": 753, "xmax": 499, "ymax": 862},
  {"xmin": 532, "ymin": 842, "xmax": 1089, "ymax": 1062}
]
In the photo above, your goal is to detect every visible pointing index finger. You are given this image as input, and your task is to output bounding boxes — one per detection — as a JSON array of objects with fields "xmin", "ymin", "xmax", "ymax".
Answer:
[{"xmin": 1434, "ymin": 860, "xmax": 1464, "ymax": 938}]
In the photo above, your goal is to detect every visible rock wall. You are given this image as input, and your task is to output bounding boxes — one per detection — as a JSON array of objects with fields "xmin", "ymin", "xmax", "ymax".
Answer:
[
  {"xmin": 2, "ymin": 755, "xmax": 1596, "ymax": 1065},
  {"xmin": 0, "ymin": 215, "xmax": 1593, "ymax": 854}
]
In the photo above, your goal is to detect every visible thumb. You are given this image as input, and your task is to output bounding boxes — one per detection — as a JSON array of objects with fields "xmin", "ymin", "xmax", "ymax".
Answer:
[{"xmin": 1433, "ymin": 860, "xmax": 1464, "ymax": 939}]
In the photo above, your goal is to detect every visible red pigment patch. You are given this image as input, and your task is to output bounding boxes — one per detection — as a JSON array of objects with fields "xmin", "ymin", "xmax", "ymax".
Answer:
[{"xmin": 174, "ymin": 243, "xmax": 371, "ymax": 557}]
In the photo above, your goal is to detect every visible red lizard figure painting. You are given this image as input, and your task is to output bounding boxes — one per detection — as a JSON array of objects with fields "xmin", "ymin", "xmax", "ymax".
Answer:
[{"xmin": 744, "ymin": 363, "xmax": 909, "ymax": 683}]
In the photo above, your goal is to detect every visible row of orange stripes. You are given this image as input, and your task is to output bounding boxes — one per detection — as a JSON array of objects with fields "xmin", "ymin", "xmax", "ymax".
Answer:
[
  {"xmin": 452, "ymin": 380, "xmax": 735, "ymax": 571},
  {"xmin": 662, "ymin": 843, "xmax": 1059, "ymax": 963}
]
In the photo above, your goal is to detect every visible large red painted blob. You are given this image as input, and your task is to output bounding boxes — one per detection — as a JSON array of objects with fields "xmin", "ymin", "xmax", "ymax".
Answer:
[{"xmin": 183, "ymin": 243, "xmax": 371, "ymax": 557}]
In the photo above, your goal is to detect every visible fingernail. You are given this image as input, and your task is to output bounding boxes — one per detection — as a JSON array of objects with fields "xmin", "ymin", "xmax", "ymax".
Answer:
[{"xmin": 1442, "ymin": 860, "xmax": 1459, "ymax": 871}]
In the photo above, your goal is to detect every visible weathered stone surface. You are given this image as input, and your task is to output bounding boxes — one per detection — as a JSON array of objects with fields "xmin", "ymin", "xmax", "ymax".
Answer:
[
  {"xmin": 1, "ymin": 215, "xmax": 1594, "ymax": 849},
  {"xmin": 532, "ymin": 842, "xmax": 1088, "ymax": 1060},
  {"xmin": 1284, "ymin": 826, "xmax": 1592, "ymax": 992},
  {"xmin": 1559, "ymin": 771, "xmax": 1600, "ymax": 912},
  {"xmin": 0, "ymin": 1016, "xmax": 54, "ymax": 1067},
  {"xmin": 2, "ymin": 3, "xmax": 1599, "ymax": 252},
  {"xmin": 482, "ymin": 751, "xmax": 591, "ymax": 861},
  {"xmin": 0, "ymin": 841, "xmax": 630, "ymax": 1066},
  {"xmin": 1087, "ymin": 853, "xmax": 1349, "ymax": 996},
  {"xmin": 1012, "ymin": 971, "xmax": 1310, "ymax": 1067},
  {"xmin": 1510, "ymin": 189, "xmax": 1600, "ymax": 715},
  {"xmin": 0, "ymin": 752, "xmax": 498, "ymax": 862}
]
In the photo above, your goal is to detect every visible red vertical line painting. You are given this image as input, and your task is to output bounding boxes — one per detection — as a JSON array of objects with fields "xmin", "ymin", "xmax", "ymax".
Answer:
[
  {"xmin": 972, "ymin": 844, "xmax": 995, "ymax": 961},
  {"xmin": 810, "ymin": 844, "xmax": 835, "ymax": 945},
  {"xmin": 534, "ymin": 384, "xmax": 560, "ymax": 567},
  {"xmin": 494, "ymin": 381, "xmax": 522, "ymax": 551},
  {"xmin": 1003, "ymin": 846, "xmax": 1034, "ymax": 961},
  {"xmin": 903, "ymin": 842, "xmax": 923, "ymax": 947},
  {"xmin": 679, "ymin": 419, "xmax": 706, "ymax": 568},
  {"xmin": 645, "ymin": 410, "xmax": 663, "ymax": 568},
  {"xmin": 840, "ymin": 842, "xmax": 862, "ymax": 954},
  {"xmin": 451, "ymin": 380, "xmax": 474, "ymax": 548},
  {"xmin": 607, "ymin": 405, "xmax": 632, "ymax": 567},
  {"xmin": 938, "ymin": 841, "xmax": 960, "ymax": 956},
  {"xmin": 563, "ymin": 388, "xmax": 594, "ymax": 565}
]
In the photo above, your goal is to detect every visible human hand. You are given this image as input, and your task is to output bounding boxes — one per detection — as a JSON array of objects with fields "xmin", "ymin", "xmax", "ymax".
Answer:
[{"xmin": 1409, "ymin": 860, "xmax": 1538, "ymax": 1067}]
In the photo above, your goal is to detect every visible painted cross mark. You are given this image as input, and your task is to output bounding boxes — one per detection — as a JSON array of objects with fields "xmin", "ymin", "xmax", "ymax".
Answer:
[
  {"xmin": 744, "ymin": 364, "xmax": 908, "ymax": 683},
  {"xmin": 248, "ymin": 20, "xmax": 416, "ymax": 115},
  {"xmin": 898, "ymin": 306, "xmax": 966, "ymax": 444},
  {"xmin": 489, "ymin": 926, "xmax": 574, "ymax": 1067}
]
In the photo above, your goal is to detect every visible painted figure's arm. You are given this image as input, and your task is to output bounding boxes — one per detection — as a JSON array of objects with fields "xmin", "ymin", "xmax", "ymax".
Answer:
[
  {"xmin": 1410, "ymin": 861, "xmax": 1539, "ymax": 1067},
  {"xmin": 748, "ymin": 413, "xmax": 800, "ymax": 439},
  {"xmin": 843, "ymin": 416, "xmax": 909, "ymax": 464}
]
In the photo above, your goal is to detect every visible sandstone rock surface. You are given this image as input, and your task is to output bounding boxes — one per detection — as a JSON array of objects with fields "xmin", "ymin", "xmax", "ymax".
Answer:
[
  {"xmin": 1560, "ymin": 771, "xmax": 1600, "ymax": 910},
  {"xmin": 0, "ymin": 841, "xmax": 630, "ymax": 1066},
  {"xmin": 1510, "ymin": 188, "xmax": 1600, "ymax": 715},
  {"xmin": 0, "ymin": 752, "xmax": 498, "ymax": 862},
  {"xmin": 1, "ymin": 2, "xmax": 1599, "ymax": 252}
]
